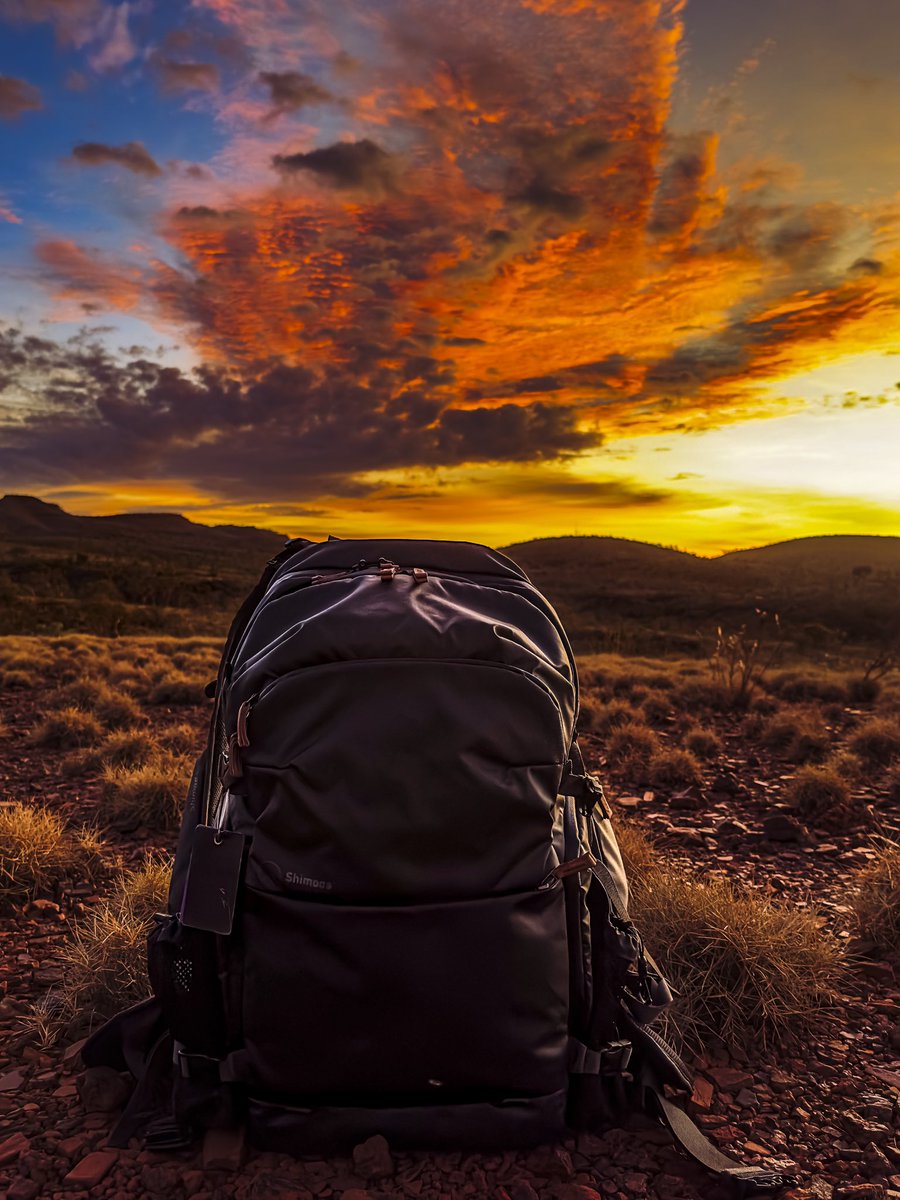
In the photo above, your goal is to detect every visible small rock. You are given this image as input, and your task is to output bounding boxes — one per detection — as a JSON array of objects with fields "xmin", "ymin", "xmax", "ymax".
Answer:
[
  {"xmin": 77, "ymin": 1065, "xmax": 131, "ymax": 1112},
  {"xmin": 202, "ymin": 1124, "xmax": 247, "ymax": 1170},
  {"xmin": 352, "ymin": 1134, "xmax": 394, "ymax": 1181},
  {"xmin": 690, "ymin": 1076, "xmax": 714, "ymax": 1109},
  {"xmin": 707, "ymin": 1067, "xmax": 754, "ymax": 1091},
  {"xmin": 527, "ymin": 1146, "xmax": 575, "ymax": 1180},
  {"xmin": 64, "ymin": 1149, "xmax": 118, "ymax": 1187},
  {"xmin": 736, "ymin": 1088, "xmax": 759, "ymax": 1108},
  {"xmin": 858, "ymin": 1093, "xmax": 895, "ymax": 1123},
  {"xmin": 506, "ymin": 1183, "xmax": 540, "ymax": 1200},
  {"xmin": 844, "ymin": 1111, "xmax": 893, "ymax": 1144},
  {"xmin": 183, "ymin": 1170, "xmax": 206, "ymax": 1196},
  {"xmin": 27, "ymin": 898, "xmax": 61, "ymax": 916},
  {"xmin": 6, "ymin": 1178, "xmax": 40, "ymax": 1200},
  {"xmin": 0, "ymin": 1068, "xmax": 26, "ymax": 1092},
  {"xmin": 339, "ymin": 1191, "xmax": 373, "ymax": 1200},
  {"xmin": 834, "ymin": 1187, "xmax": 885, "ymax": 1199},
  {"xmin": 63, "ymin": 1038, "xmax": 87, "ymax": 1065},
  {"xmin": 763, "ymin": 811, "xmax": 806, "ymax": 842},
  {"xmin": 716, "ymin": 818, "xmax": 751, "ymax": 837},
  {"xmin": 623, "ymin": 1172, "xmax": 649, "ymax": 1195},
  {"xmin": 0, "ymin": 1131, "xmax": 29, "ymax": 1166}
]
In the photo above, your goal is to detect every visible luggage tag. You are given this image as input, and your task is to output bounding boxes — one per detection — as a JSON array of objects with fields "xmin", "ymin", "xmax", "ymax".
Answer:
[{"xmin": 180, "ymin": 795, "xmax": 246, "ymax": 935}]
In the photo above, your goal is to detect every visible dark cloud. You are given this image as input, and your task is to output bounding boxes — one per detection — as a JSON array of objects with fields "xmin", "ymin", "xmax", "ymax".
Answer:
[
  {"xmin": 71, "ymin": 141, "xmax": 162, "ymax": 177},
  {"xmin": 155, "ymin": 60, "xmax": 220, "ymax": 93},
  {"xmin": 0, "ymin": 327, "xmax": 598, "ymax": 500},
  {"xmin": 0, "ymin": 74, "xmax": 42, "ymax": 118},
  {"xmin": 272, "ymin": 138, "xmax": 398, "ymax": 195},
  {"xmin": 259, "ymin": 70, "xmax": 332, "ymax": 113},
  {"xmin": 648, "ymin": 134, "xmax": 713, "ymax": 239},
  {"xmin": 848, "ymin": 256, "xmax": 883, "ymax": 275}
]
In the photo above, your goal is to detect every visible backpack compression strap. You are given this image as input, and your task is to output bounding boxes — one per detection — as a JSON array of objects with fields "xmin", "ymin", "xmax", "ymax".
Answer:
[{"xmin": 202, "ymin": 537, "xmax": 310, "ymax": 825}]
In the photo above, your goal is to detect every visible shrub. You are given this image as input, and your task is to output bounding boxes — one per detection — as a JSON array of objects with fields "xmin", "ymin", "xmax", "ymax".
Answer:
[
  {"xmin": 157, "ymin": 722, "xmax": 202, "ymax": 755},
  {"xmin": 785, "ymin": 764, "xmax": 869, "ymax": 830},
  {"xmin": 847, "ymin": 676, "xmax": 880, "ymax": 704},
  {"xmin": 683, "ymin": 727, "xmax": 722, "ymax": 759},
  {"xmin": 56, "ymin": 678, "xmax": 144, "ymax": 728},
  {"xmin": 848, "ymin": 717, "xmax": 900, "ymax": 767},
  {"xmin": 630, "ymin": 865, "xmax": 842, "ymax": 1051},
  {"xmin": 673, "ymin": 679, "xmax": 732, "ymax": 712},
  {"xmin": 144, "ymin": 672, "xmax": 206, "ymax": 706},
  {"xmin": 641, "ymin": 690, "xmax": 672, "ymax": 724},
  {"xmin": 769, "ymin": 672, "xmax": 846, "ymax": 704},
  {"xmin": 0, "ymin": 803, "xmax": 108, "ymax": 901},
  {"xmin": 100, "ymin": 753, "xmax": 193, "ymax": 831},
  {"xmin": 1, "ymin": 667, "xmax": 38, "ymax": 690},
  {"xmin": 851, "ymin": 845, "xmax": 900, "ymax": 949},
  {"xmin": 760, "ymin": 708, "xmax": 830, "ymax": 764},
  {"xmin": 581, "ymin": 697, "xmax": 638, "ymax": 736},
  {"xmin": 607, "ymin": 722, "xmax": 660, "ymax": 769},
  {"xmin": 29, "ymin": 706, "xmax": 103, "ymax": 750},
  {"xmin": 64, "ymin": 727, "xmax": 153, "ymax": 775},
  {"xmin": 613, "ymin": 821, "xmax": 657, "ymax": 878},
  {"xmin": 648, "ymin": 747, "xmax": 703, "ymax": 788},
  {"xmin": 33, "ymin": 857, "xmax": 170, "ymax": 1038}
]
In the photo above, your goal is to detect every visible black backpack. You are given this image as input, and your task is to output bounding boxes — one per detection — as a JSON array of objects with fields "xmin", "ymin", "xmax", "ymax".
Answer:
[{"xmin": 84, "ymin": 537, "xmax": 797, "ymax": 1193}]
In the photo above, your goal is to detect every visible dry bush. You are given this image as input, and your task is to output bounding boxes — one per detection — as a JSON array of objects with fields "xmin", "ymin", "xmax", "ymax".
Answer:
[
  {"xmin": 847, "ymin": 676, "xmax": 881, "ymax": 704},
  {"xmin": 100, "ymin": 753, "xmax": 193, "ymax": 831},
  {"xmin": 683, "ymin": 727, "xmax": 722, "ymax": 759},
  {"xmin": 55, "ymin": 678, "xmax": 144, "ymax": 728},
  {"xmin": 851, "ymin": 844, "xmax": 900, "ymax": 949},
  {"xmin": 144, "ymin": 671, "xmax": 207, "ymax": 706},
  {"xmin": 607, "ymin": 721, "xmax": 660, "ymax": 770},
  {"xmin": 672, "ymin": 678, "xmax": 732, "ymax": 712},
  {"xmin": 785, "ymin": 764, "xmax": 870, "ymax": 831},
  {"xmin": 848, "ymin": 717, "xmax": 900, "ymax": 767},
  {"xmin": 33, "ymin": 856, "xmax": 170, "ymax": 1038},
  {"xmin": 29, "ymin": 706, "xmax": 103, "ymax": 750},
  {"xmin": 1, "ymin": 667, "xmax": 39, "ymax": 690},
  {"xmin": 759, "ymin": 707, "xmax": 830, "ymax": 764},
  {"xmin": 768, "ymin": 671, "xmax": 846, "ymax": 704},
  {"xmin": 64, "ymin": 727, "xmax": 153, "ymax": 776},
  {"xmin": 641, "ymin": 690, "xmax": 672, "ymax": 724},
  {"xmin": 157, "ymin": 722, "xmax": 202, "ymax": 755},
  {"xmin": 630, "ymin": 865, "xmax": 842, "ymax": 1052},
  {"xmin": 0, "ymin": 803, "xmax": 109, "ymax": 902},
  {"xmin": 580, "ymin": 697, "xmax": 639, "ymax": 736},
  {"xmin": 647, "ymin": 747, "xmax": 703, "ymax": 788},
  {"xmin": 613, "ymin": 820, "xmax": 657, "ymax": 878}
]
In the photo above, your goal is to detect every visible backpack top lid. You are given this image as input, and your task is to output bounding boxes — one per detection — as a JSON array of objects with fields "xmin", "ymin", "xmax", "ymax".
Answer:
[{"xmin": 271, "ymin": 536, "xmax": 532, "ymax": 582}]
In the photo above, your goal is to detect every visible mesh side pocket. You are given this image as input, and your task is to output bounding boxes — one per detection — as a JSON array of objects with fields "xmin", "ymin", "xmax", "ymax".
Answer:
[{"xmin": 148, "ymin": 914, "xmax": 227, "ymax": 1056}]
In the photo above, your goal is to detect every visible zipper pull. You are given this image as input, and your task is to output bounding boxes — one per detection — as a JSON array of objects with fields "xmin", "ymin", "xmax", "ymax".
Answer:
[
  {"xmin": 236, "ymin": 698, "xmax": 253, "ymax": 748},
  {"xmin": 378, "ymin": 558, "xmax": 399, "ymax": 582},
  {"xmin": 311, "ymin": 558, "xmax": 369, "ymax": 585},
  {"xmin": 411, "ymin": 567, "xmax": 428, "ymax": 584}
]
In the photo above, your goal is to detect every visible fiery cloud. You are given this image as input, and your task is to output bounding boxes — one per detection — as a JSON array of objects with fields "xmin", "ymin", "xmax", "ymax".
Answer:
[{"xmin": 1, "ymin": 0, "xmax": 899, "ymax": 542}]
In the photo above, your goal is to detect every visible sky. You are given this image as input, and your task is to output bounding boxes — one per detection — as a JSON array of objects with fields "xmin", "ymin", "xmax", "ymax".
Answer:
[{"xmin": 0, "ymin": 0, "xmax": 899, "ymax": 554}]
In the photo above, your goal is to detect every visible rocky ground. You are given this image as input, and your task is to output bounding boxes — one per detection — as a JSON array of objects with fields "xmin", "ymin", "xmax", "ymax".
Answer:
[{"xmin": 0, "ymin": 677, "xmax": 898, "ymax": 1200}]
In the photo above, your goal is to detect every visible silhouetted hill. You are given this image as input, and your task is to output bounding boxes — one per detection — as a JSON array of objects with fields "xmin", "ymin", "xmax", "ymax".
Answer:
[{"xmin": 1, "ymin": 496, "xmax": 898, "ymax": 649}]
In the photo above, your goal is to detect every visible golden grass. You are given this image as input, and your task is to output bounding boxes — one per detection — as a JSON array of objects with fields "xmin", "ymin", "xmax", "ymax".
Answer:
[
  {"xmin": 848, "ymin": 717, "xmax": 900, "ymax": 767},
  {"xmin": 647, "ymin": 746, "xmax": 703, "ymax": 788},
  {"xmin": 786, "ymin": 764, "xmax": 870, "ymax": 831},
  {"xmin": 580, "ymin": 696, "xmax": 639, "ymax": 735},
  {"xmin": 28, "ymin": 705, "xmax": 103, "ymax": 749},
  {"xmin": 629, "ymin": 863, "xmax": 842, "ymax": 1052},
  {"xmin": 607, "ymin": 721, "xmax": 660, "ymax": 768},
  {"xmin": 143, "ymin": 671, "xmax": 208, "ymax": 706},
  {"xmin": 32, "ymin": 856, "xmax": 170, "ymax": 1038},
  {"xmin": 0, "ymin": 803, "xmax": 109, "ymax": 901},
  {"xmin": 683, "ymin": 727, "xmax": 723, "ymax": 759},
  {"xmin": 54, "ymin": 678, "xmax": 144, "ymax": 728},
  {"xmin": 851, "ymin": 843, "xmax": 900, "ymax": 949},
  {"xmin": 63, "ymin": 726, "xmax": 154, "ymax": 776},
  {"xmin": 758, "ymin": 707, "xmax": 830, "ymax": 764},
  {"xmin": 100, "ymin": 753, "xmax": 193, "ymax": 830}
]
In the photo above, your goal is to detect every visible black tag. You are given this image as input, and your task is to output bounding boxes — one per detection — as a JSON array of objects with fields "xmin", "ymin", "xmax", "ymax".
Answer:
[{"xmin": 180, "ymin": 826, "xmax": 246, "ymax": 935}]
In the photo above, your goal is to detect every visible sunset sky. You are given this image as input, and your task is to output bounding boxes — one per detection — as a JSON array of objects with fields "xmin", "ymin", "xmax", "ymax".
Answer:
[{"xmin": 1, "ymin": 0, "xmax": 899, "ymax": 553}]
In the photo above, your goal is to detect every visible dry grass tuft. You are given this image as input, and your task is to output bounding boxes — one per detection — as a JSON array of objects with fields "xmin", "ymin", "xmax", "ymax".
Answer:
[
  {"xmin": 647, "ymin": 746, "xmax": 703, "ymax": 788},
  {"xmin": 848, "ymin": 717, "xmax": 900, "ymax": 767},
  {"xmin": 683, "ymin": 727, "xmax": 723, "ymax": 759},
  {"xmin": 607, "ymin": 721, "xmax": 660, "ymax": 770},
  {"xmin": 100, "ymin": 753, "xmax": 193, "ymax": 830},
  {"xmin": 613, "ymin": 820, "xmax": 657, "ymax": 878},
  {"xmin": 630, "ymin": 864, "xmax": 842, "ymax": 1052},
  {"xmin": 580, "ymin": 696, "xmax": 639, "ymax": 736},
  {"xmin": 63, "ymin": 726, "xmax": 154, "ymax": 776},
  {"xmin": 759, "ymin": 707, "xmax": 830, "ymax": 764},
  {"xmin": 143, "ymin": 671, "xmax": 207, "ymax": 706},
  {"xmin": 157, "ymin": 721, "xmax": 203, "ymax": 755},
  {"xmin": 0, "ymin": 803, "xmax": 109, "ymax": 901},
  {"xmin": 29, "ymin": 706, "xmax": 103, "ymax": 750},
  {"xmin": 851, "ymin": 843, "xmax": 900, "ymax": 950},
  {"xmin": 33, "ymin": 856, "xmax": 170, "ymax": 1038},
  {"xmin": 55, "ymin": 678, "xmax": 144, "ymax": 728},
  {"xmin": 785, "ymin": 764, "xmax": 869, "ymax": 830}
]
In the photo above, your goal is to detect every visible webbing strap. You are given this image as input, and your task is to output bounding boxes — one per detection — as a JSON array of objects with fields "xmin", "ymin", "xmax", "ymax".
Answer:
[{"xmin": 644, "ymin": 1081, "xmax": 800, "ymax": 1195}]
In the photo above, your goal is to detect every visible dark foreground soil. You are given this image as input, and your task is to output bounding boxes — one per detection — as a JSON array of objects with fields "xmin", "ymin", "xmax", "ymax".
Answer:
[{"xmin": 0, "ymin": 683, "xmax": 898, "ymax": 1200}]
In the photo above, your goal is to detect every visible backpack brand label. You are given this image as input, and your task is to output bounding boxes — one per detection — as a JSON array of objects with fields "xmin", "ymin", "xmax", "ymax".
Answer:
[{"xmin": 285, "ymin": 871, "xmax": 333, "ymax": 891}]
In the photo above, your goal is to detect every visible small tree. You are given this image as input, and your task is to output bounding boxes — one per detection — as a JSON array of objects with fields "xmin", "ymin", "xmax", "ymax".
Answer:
[{"xmin": 710, "ymin": 609, "xmax": 781, "ymax": 707}]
